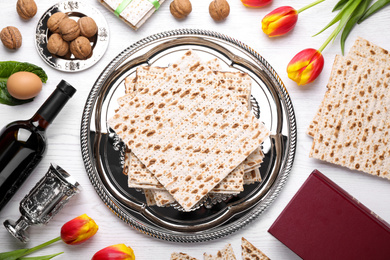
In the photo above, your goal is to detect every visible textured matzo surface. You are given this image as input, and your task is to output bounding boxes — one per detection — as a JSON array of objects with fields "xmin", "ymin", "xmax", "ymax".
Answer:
[
  {"xmin": 203, "ymin": 244, "xmax": 237, "ymax": 260},
  {"xmin": 109, "ymin": 51, "xmax": 269, "ymax": 211},
  {"xmin": 122, "ymin": 58, "xmax": 256, "ymax": 192},
  {"xmin": 241, "ymin": 237, "xmax": 270, "ymax": 260},
  {"xmin": 170, "ymin": 252, "xmax": 198, "ymax": 260},
  {"xmin": 310, "ymin": 57, "xmax": 390, "ymax": 179},
  {"xmin": 307, "ymin": 37, "xmax": 390, "ymax": 137}
]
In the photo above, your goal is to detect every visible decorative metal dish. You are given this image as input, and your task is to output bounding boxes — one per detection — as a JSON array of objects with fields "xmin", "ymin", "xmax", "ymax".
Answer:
[
  {"xmin": 35, "ymin": 1, "xmax": 109, "ymax": 72},
  {"xmin": 80, "ymin": 29, "xmax": 297, "ymax": 242}
]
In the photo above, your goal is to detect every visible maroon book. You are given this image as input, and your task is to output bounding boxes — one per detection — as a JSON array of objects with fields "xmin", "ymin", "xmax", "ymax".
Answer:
[{"xmin": 268, "ymin": 169, "xmax": 390, "ymax": 260}]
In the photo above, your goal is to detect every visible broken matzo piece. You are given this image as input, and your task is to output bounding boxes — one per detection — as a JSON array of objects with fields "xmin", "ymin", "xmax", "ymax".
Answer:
[
  {"xmin": 243, "ymin": 169, "xmax": 262, "ymax": 185},
  {"xmin": 171, "ymin": 252, "xmax": 198, "ymax": 260},
  {"xmin": 241, "ymin": 237, "xmax": 270, "ymax": 260},
  {"xmin": 203, "ymin": 244, "xmax": 237, "ymax": 260}
]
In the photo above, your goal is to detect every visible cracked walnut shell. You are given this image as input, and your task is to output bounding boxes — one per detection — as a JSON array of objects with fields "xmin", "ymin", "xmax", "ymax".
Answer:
[
  {"xmin": 59, "ymin": 18, "xmax": 80, "ymax": 42},
  {"xmin": 47, "ymin": 12, "xmax": 67, "ymax": 33},
  {"xmin": 209, "ymin": 0, "xmax": 230, "ymax": 21},
  {"xmin": 16, "ymin": 0, "xmax": 37, "ymax": 20},
  {"xmin": 170, "ymin": 0, "xmax": 192, "ymax": 19},
  {"xmin": 70, "ymin": 36, "xmax": 91, "ymax": 60},
  {"xmin": 0, "ymin": 26, "xmax": 22, "ymax": 50}
]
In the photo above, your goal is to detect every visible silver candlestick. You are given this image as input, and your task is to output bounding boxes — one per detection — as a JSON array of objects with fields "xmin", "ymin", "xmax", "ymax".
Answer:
[{"xmin": 4, "ymin": 164, "xmax": 80, "ymax": 243}]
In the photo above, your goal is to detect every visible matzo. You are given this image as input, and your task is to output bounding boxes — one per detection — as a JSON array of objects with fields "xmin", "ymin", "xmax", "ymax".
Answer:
[
  {"xmin": 127, "ymin": 148, "xmax": 262, "ymax": 190},
  {"xmin": 123, "ymin": 59, "xmax": 254, "ymax": 192},
  {"xmin": 349, "ymin": 37, "xmax": 390, "ymax": 65},
  {"xmin": 310, "ymin": 58, "xmax": 390, "ymax": 179},
  {"xmin": 307, "ymin": 37, "xmax": 390, "ymax": 137},
  {"xmin": 121, "ymin": 58, "xmax": 260, "ymax": 195},
  {"xmin": 171, "ymin": 252, "xmax": 198, "ymax": 260},
  {"xmin": 203, "ymin": 244, "xmax": 237, "ymax": 260},
  {"xmin": 241, "ymin": 237, "xmax": 270, "ymax": 260},
  {"xmin": 243, "ymin": 169, "xmax": 262, "ymax": 185},
  {"xmin": 109, "ymin": 51, "xmax": 269, "ymax": 211},
  {"xmin": 144, "ymin": 189, "xmax": 157, "ymax": 206}
]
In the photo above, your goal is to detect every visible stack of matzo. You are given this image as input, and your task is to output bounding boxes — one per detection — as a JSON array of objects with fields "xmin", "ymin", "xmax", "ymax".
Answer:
[
  {"xmin": 308, "ymin": 37, "xmax": 390, "ymax": 180},
  {"xmin": 109, "ymin": 50, "xmax": 270, "ymax": 211}
]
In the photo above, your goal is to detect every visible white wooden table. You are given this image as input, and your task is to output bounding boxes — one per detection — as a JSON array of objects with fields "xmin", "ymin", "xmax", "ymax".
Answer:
[{"xmin": 1, "ymin": 0, "xmax": 390, "ymax": 259}]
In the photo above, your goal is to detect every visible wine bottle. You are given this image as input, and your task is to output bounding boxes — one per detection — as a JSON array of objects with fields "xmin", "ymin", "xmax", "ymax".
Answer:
[{"xmin": 0, "ymin": 80, "xmax": 76, "ymax": 211}]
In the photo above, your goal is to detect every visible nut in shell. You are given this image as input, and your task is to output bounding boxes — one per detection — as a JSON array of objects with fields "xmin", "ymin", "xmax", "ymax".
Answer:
[
  {"xmin": 0, "ymin": 26, "xmax": 22, "ymax": 50},
  {"xmin": 47, "ymin": 12, "xmax": 67, "ymax": 33},
  {"xmin": 47, "ymin": 33, "xmax": 69, "ymax": 56},
  {"xmin": 16, "ymin": 0, "xmax": 37, "ymax": 20},
  {"xmin": 59, "ymin": 18, "xmax": 80, "ymax": 42},
  {"xmin": 70, "ymin": 36, "xmax": 92, "ymax": 60},
  {"xmin": 78, "ymin": 17, "xmax": 97, "ymax": 38},
  {"xmin": 209, "ymin": 0, "xmax": 230, "ymax": 21},
  {"xmin": 170, "ymin": 0, "xmax": 192, "ymax": 19}
]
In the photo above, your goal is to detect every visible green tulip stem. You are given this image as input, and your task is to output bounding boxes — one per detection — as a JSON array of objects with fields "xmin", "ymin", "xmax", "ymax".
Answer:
[
  {"xmin": 22, "ymin": 237, "xmax": 62, "ymax": 257},
  {"xmin": 318, "ymin": 26, "xmax": 338, "ymax": 53},
  {"xmin": 298, "ymin": 0, "xmax": 326, "ymax": 13}
]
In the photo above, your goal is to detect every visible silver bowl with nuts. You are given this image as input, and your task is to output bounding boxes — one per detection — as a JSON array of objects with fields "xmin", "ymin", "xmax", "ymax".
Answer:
[{"xmin": 35, "ymin": 0, "xmax": 109, "ymax": 72}]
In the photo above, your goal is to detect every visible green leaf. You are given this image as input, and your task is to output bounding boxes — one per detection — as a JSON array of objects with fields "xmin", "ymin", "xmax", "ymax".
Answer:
[
  {"xmin": 0, "ymin": 249, "xmax": 30, "ymax": 260},
  {"xmin": 333, "ymin": 0, "xmax": 350, "ymax": 11},
  {"xmin": 313, "ymin": 0, "xmax": 359, "ymax": 36},
  {"xmin": 0, "ymin": 61, "xmax": 48, "ymax": 106},
  {"xmin": 340, "ymin": 0, "xmax": 371, "ymax": 54},
  {"xmin": 18, "ymin": 252, "xmax": 63, "ymax": 260},
  {"xmin": 318, "ymin": 0, "xmax": 363, "ymax": 52},
  {"xmin": 358, "ymin": 0, "xmax": 390, "ymax": 23},
  {"xmin": 0, "ymin": 237, "xmax": 61, "ymax": 260}
]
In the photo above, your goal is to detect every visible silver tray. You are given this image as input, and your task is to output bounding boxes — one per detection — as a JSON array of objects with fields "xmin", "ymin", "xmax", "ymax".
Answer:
[
  {"xmin": 80, "ymin": 29, "xmax": 296, "ymax": 242},
  {"xmin": 35, "ymin": 1, "xmax": 109, "ymax": 72}
]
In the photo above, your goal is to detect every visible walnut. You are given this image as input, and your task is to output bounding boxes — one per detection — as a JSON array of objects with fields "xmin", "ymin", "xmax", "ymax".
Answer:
[
  {"xmin": 47, "ymin": 33, "xmax": 69, "ymax": 56},
  {"xmin": 16, "ymin": 0, "xmax": 37, "ymax": 20},
  {"xmin": 170, "ymin": 0, "xmax": 192, "ymax": 19},
  {"xmin": 59, "ymin": 18, "xmax": 80, "ymax": 42},
  {"xmin": 70, "ymin": 36, "xmax": 91, "ymax": 59},
  {"xmin": 0, "ymin": 26, "xmax": 22, "ymax": 50},
  {"xmin": 209, "ymin": 0, "xmax": 230, "ymax": 21},
  {"xmin": 78, "ymin": 17, "xmax": 97, "ymax": 38},
  {"xmin": 47, "ymin": 12, "xmax": 67, "ymax": 33}
]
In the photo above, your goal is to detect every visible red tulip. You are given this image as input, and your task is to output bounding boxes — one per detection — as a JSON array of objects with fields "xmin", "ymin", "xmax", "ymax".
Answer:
[
  {"xmin": 262, "ymin": 6, "xmax": 298, "ymax": 37},
  {"xmin": 287, "ymin": 48, "xmax": 324, "ymax": 85},
  {"xmin": 92, "ymin": 244, "xmax": 135, "ymax": 260},
  {"xmin": 241, "ymin": 0, "xmax": 272, "ymax": 8},
  {"xmin": 61, "ymin": 213, "xmax": 98, "ymax": 245}
]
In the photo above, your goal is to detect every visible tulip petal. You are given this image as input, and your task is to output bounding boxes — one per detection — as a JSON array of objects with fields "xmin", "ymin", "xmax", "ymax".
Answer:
[
  {"xmin": 92, "ymin": 244, "xmax": 135, "ymax": 260},
  {"xmin": 60, "ymin": 214, "xmax": 98, "ymax": 245},
  {"xmin": 241, "ymin": 0, "xmax": 272, "ymax": 8},
  {"xmin": 262, "ymin": 6, "xmax": 298, "ymax": 37},
  {"xmin": 287, "ymin": 48, "xmax": 324, "ymax": 85}
]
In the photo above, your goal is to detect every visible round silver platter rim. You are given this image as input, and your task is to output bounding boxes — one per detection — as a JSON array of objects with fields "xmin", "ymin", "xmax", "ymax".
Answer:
[{"xmin": 80, "ymin": 29, "xmax": 297, "ymax": 243}]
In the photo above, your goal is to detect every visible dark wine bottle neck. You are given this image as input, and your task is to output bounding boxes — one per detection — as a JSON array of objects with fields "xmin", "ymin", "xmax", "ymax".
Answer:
[{"xmin": 32, "ymin": 80, "xmax": 76, "ymax": 129}]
